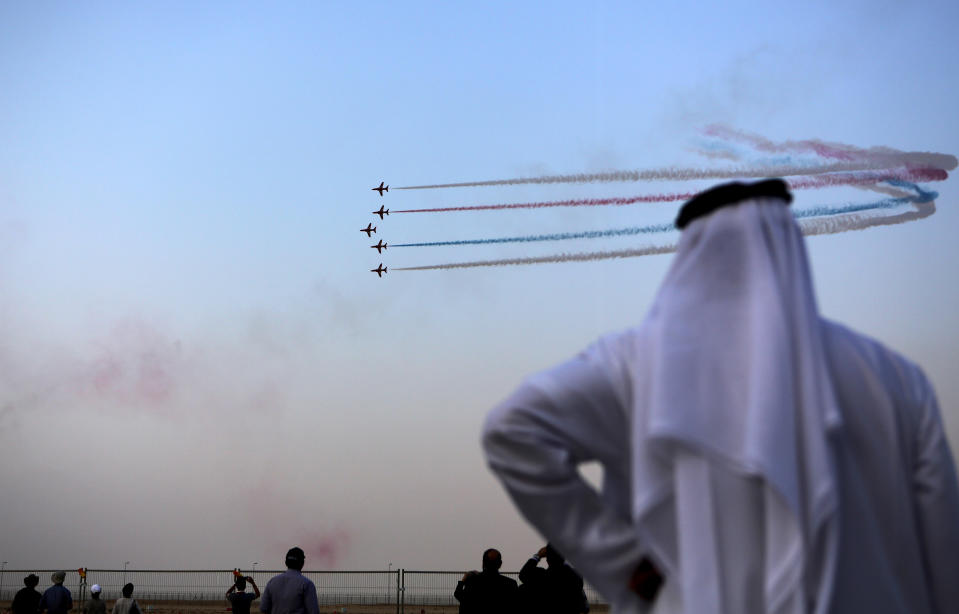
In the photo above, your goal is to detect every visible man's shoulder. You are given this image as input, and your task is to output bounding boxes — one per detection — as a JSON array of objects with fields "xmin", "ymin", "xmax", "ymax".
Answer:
[
  {"xmin": 822, "ymin": 319, "xmax": 929, "ymax": 395},
  {"xmin": 472, "ymin": 571, "xmax": 516, "ymax": 589},
  {"xmin": 296, "ymin": 572, "xmax": 316, "ymax": 587},
  {"xmin": 281, "ymin": 571, "xmax": 316, "ymax": 590}
]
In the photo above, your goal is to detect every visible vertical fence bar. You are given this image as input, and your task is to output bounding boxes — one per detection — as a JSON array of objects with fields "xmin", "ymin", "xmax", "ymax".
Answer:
[{"xmin": 394, "ymin": 569, "xmax": 400, "ymax": 614}]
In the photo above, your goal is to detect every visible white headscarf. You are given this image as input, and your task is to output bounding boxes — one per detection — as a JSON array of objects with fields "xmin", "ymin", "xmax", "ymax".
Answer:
[{"xmin": 634, "ymin": 189, "xmax": 843, "ymax": 613}]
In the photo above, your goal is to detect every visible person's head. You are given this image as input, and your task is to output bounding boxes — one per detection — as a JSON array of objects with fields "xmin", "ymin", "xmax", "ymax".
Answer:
[
  {"xmin": 285, "ymin": 547, "xmax": 305, "ymax": 571},
  {"xmin": 91, "ymin": 585, "xmax": 102, "ymax": 599},
  {"xmin": 544, "ymin": 543, "xmax": 564, "ymax": 568},
  {"xmin": 51, "ymin": 571, "xmax": 66, "ymax": 585},
  {"xmin": 24, "ymin": 574, "xmax": 40, "ymax": 588},
  {"xmin": 481, "ymin": 548, "xmax": 502, "ymax": 572},
  {"xmin": 674, "ymin": 178, "xmax": 792, "ymax": 231},
  {"xmin": 122, "ymin": 583, "xmax": 134, "ymax": 598},
  {"xmin": 234, "ymin": 576, "xmax": 247, "ymax": 591}
]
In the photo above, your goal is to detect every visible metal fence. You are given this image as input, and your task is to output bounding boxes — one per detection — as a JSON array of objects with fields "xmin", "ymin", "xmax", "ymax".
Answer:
[{"xmin": 0, "ymin": 568, "xmax": 605, "ymax": 612}]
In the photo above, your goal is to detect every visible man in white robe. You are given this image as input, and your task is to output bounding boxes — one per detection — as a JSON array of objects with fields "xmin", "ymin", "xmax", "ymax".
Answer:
[{"xmin": 482, "ymin": 179, "xmax": 959, "ymax": 614}]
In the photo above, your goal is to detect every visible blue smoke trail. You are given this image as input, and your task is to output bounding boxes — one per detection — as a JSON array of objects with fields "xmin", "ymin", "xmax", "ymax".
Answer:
[
  {"xmin": 392, "ymin": 181, "xmax": 936, "ymax": 249},
  {"xmin": 391, "ymin": 223, "xmax": 677, "ymax": 248}
]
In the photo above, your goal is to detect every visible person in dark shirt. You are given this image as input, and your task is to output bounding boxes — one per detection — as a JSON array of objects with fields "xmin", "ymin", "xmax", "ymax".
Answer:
[
  {"xmin": 519, "ymin": 545, "xmax": 585, "ymax": 614},
  {"xmin": 11, "ymin": 574, "xmax": 41, "ymax": 614},
  {"xmin": 226, "ymin": 574, "xmax": 261, "ymax": 614},
  {"xmin": 83, "ymin": 584, "xmax": 106, "ymax": 614},
  {"xmin": 38, "ymin": 571, "xmax": 73, "ymax": 614},
  {"xmin": 453, "ymin": 548, "xmax": 518, "ymax": 614}
]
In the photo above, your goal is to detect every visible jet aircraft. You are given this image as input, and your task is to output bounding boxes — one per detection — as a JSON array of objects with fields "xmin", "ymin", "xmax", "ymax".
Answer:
[
  {"xmin": 371, "ymin": 263, "xmax": 387, "ymax": 277},
  {"xmin": 372, "ymin": 181, "xmax": 388, "ymax": 196},
  {"xmin": 373, "ymin": 205, "xmax": 389, "ymax": 219},
  {"xmin": 371, "ymin": 239, "xmax": 388, "ymax": 253},
  {"xmin": 361, "ymin": 223, "xmax": 376, "ymax": 237}
]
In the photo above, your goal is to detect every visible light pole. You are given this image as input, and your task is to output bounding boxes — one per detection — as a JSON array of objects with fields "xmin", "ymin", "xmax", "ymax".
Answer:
[
  {"xmin": 386, "ymin": 563, "xmax": 392, "ymax": 603},
  {"xmin": 1, "ymin": 561, "xmax": 7, "ymax": 602},
  {"xmin": 251, "ymin": 562, "xmax": 258, "ymax": 577},
  {"xmin": 123, "ymin": 561, "xmax": 130, "ymax": 586}
]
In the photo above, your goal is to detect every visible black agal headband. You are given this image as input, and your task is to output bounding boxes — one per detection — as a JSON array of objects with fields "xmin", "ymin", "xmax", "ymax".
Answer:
[{"xmin": 675, "ymin": 179, "xmax": 792, "ymax": 229}]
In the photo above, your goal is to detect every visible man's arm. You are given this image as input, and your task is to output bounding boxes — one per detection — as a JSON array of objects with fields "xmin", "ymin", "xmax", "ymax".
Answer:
[
  {"xmin": 453, "ymin": 572, "xmax": 476, "ymax": 603},
  {"xmin": 518, "ymin": 554, "xmax": 542, "ymax": 586},
  {"xmin": 483, "ymin": 337, "xmax": 647, "ymax": 608},
  {"xmin": 303, "ymin": 580, "xmax": 320, "ymax": 614},
  {"xmin": 912, "ymin": 378, "xmax": 959, "ymax": 614},
  {"xmin": 247, "ymin": 578, "xmax": 260, "ymax": 600}
]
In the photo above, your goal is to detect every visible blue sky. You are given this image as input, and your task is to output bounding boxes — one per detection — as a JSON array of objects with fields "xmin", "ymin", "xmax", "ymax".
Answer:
[{"xmin": 2, "ymin": 1, "xmax": 958, "ymax": 571}]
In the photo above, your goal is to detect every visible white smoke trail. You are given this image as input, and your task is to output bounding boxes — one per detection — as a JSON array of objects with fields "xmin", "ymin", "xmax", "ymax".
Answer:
[
  {"xmin": 392, "ymin": 244, "xmax": 678, "ymax": 270},
  {"xmin": 395, "ymin": 161, "xmax": 953, "ymax": 190}
]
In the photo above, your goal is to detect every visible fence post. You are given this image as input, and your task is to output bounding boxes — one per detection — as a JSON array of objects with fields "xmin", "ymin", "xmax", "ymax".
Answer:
[{"xmin": 394, "ymin": 569, "xmax": 400, "ymax": 614}]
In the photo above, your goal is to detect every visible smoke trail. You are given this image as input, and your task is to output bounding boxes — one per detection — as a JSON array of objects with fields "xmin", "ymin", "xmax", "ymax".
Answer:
[
  {"xmin": 391, "ymin": 168, "xmax": 947, "ymax": 214},
  {"xmin": 391, "ymin": 186, "xmax": 935, "ymax": 250},
  {"xmin": 394, "ymin": 162, "xmax": 947, "ymax": 190},
  {"xmin": 395, "ymin": 129, "xmax": 955, "ymax": 191},
  {"xmin": 392, "ymin": 223, "xmax": 678, "ymax": 248},
  {"xmin": 393, "ymin": 244, "xmax": 679, "ymax": 271},
  {"xmin": 392, "ymin": 192, "xmax": 696, "ymax": 214},
  {"xmin": 703, "ymin": 124, "xmax": 959, "ymax": 170},
  {"xmin": 393, "ymin": 183, "xmax": 937, "ymax": 270},
  {"xmin": 800, "ymin": 185, "xmax": 936, "ymax": 236}
]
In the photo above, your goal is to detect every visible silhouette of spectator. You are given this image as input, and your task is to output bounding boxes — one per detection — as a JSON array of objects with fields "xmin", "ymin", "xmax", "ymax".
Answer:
[
  {"xmin": 453, "ymin": 548, "xmax": 517, "ymax": 614},
  {"xmin": 484, "ymin": 179, "xmax": 959, "ymax": 612},
  {"xmin": 518, "ymin": 545, "xmax": 584, "ymax": 614},
  {"xmin": 83, "ymin": 585, "xmax": 106, "ymax": 614},
  {"xmin": 11, "ymin": 574, "xmax": 41, "ymax": 614},
  {"xmin": 259, "ymin": 547, "xmax": 319, "ymax": 614},
  {"xmin": 226, "ymin": 574, "xmax": 261, "ymax": 614},
  {"xmin": 38, "ymin": 572, "xmax": 73, "ymax": 614},
  {"xmin": 111, "ymin": 583, "xmax": 141, "ymax": 614}
]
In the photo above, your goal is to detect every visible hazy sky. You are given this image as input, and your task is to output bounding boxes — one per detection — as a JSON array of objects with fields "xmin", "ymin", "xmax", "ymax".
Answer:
[{"xmin": 2, "ymin": 1, "xmax": 958, "ymax": 572}]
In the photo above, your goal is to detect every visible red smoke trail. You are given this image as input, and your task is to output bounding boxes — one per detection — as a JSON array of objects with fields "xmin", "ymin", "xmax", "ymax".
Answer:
[
  {"xmin": 85, "ymin": 319, "xmax": 181, "ymax": 407},
  {"xmin": 392, "ymin": 192, "xmax": 697, "ymax": 214},
  {"xmin": 391, "ymin": 168, "xmax": 947, "ymax": 214},
  {"xmin": 244, "ymin": 479, "xmax": 352, "ymax": 569},
  {"xmin": 297, "ymin": 529, "xmax": 351, "ymax": 569}
]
